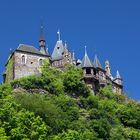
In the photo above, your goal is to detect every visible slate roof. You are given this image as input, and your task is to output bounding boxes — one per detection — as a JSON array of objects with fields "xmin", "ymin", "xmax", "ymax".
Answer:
[
  {"xmin": 51, "ymin": 40, "xmax": 65, "ymax": 61},
  {"xmin": 80, "ymin": 48, "xmax": 93, "ymax": 68},
  {"xmin": 116, "ymin": 70, "xmax": 121, "ymax": 79},
  {"xmin": 93, "ymin": 55, "xmax": 102, "ymax": 68},
  {"xmin": 16, "ymin": 44, "xmax": 49, "ymax": 56},
  {"xmin": 40, "ymin": 27, "xmax": 45, "ymax": 41}
]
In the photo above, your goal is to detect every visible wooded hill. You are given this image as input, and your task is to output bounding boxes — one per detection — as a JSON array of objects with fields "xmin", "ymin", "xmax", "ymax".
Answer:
[{"xmin": 0, "ymin": 62, "xmax": 140, "ymax": 140}]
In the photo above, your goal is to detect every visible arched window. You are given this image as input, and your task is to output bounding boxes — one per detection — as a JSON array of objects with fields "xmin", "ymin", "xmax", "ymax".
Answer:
[
  {"xmin": 39, "ymin": 59, "xmax": 43, "ymax": 66},
  {"xmin": 22, "ymin": 55, "xmax": 26, "ymax": 64}
]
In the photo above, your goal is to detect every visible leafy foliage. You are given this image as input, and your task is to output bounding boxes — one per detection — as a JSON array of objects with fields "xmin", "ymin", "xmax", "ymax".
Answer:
[{"xmin": 1, "ymin": 63, "xmax": 140, "ymax": 139}]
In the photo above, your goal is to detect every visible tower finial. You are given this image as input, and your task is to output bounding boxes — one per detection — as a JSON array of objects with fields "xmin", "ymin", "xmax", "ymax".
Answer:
[
  {"xmin": 57, "ymin": 29, "xmax": 61, "ymax": 41},
  {"xmin": 40, "ymin": 22, "xmax": 45, "ymax": 41}
]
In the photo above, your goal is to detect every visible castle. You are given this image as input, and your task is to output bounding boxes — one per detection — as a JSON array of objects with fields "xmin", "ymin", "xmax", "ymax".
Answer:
[{"xmin": 4, "ymin": 26, "xmax": 123, "ymax": 94}]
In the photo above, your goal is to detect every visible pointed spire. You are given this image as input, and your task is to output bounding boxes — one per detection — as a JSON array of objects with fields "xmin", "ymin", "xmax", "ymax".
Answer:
[
  {"xmin": 57, "ymin": 29, "xmax": 61, "ymax": 41},
  {"xmin": 39, "ymin": 23, "xmax": 48, "ymax": 55},
  {"xmin": 114, "ymin": 70, "xmax": 123, "ymax": 85},
  {"xmin": 71, "ymin": 50, "xmax": 76, "ymax": 65},
  {"xmin": 64, "ymin": 41, "xmax": 68, "ymax": 48},
  {"xmin": 40, "ymin": 24, "xmax": 45, "ymax": 41},
  {"xmin": 105, "ymin": 60, "xmax": 112, "ymax": 78},
  {"xmin": 51, "ymin": 36, "xmax": 65, "ymax": 61},
  {"xmin": 72, "ymin": 50, "xmax": 75, "ymax": 60},
  {"xmin": 94, "ymin": 55, "xmax": 102, "ymax": 68},
  {"xmin": 85, "ymin": 46, "xmax": 87, "ymax": 56},
  {"xmin": 116, "ymin": 70, "xmax": 121, "ymax": 79},
  {"xmin": 81, "ymin": 46, "xmax": 93, "ymax": 68}
]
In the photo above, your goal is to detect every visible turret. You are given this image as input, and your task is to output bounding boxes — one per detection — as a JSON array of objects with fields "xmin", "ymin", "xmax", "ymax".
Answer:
[
  {"xmin": 64, "ymin": 41, "xmax": 69, "ymax": 57},
  {"xmin": 105, "ymin": 60, "xmax": 112, "ymax": 79},
  {"xmin": 114, "ymin": 70, "xmax": 123, "ymax": 85},
  {"xmin": 81, "ymin": 46, "xmax": 93, "ymax": 75},
  {"xmin": 39, "ymin": 25, "xmax": 49, "ymax": 55},
  {"xmin": 94, "ymin": 55, "xmax": 106, "ymax": 85},
  {"xmin": 51, "ymin": 29, "xmax": 64, "ymax": 61},
  {"xmin": 72, "ymin": 50, "xmax": 76, "ymax": 65},
  {"xmin": 94, "ymin": 55, "xmax": 102, "ymax": 68}
]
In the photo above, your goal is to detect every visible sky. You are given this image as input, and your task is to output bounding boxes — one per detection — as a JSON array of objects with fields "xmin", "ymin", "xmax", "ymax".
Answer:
[{"xmin": 0, "ymin": 0, "xmax": 140, "ymax": 100}]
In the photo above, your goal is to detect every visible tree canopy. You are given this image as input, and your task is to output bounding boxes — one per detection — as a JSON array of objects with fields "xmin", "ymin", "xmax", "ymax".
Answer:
[{"xmin": 0, "ymin": 62, "xmax": 140, "ymax": 139}]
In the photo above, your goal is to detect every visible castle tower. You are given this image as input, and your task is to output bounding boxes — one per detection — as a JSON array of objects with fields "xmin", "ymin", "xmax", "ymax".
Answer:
[
  {"xmin": 114, "ymin": 70, "xmax": 123, "ymax": 85},
  {"xmin": 94, "ymin": 55, "xmax": 106, "ymax": 85},
  {"xmin": 80, "ymin": 46, "xmax": 99, "ymax": 94},
  {"xmin": 81, "ymin": 46, "xmax": 93, "ymax": 70},
  {"xmin": 64, "ymin": 41, "xmax": 69, "ymax": 57},
  {"xmin": 51, "ymin": 30, "xmax": 65, "ymax": 61},
  {"xmin": 72, "ymin": 50, "xmax": 76, "ymax": 65},
  {"xmin": 51, "ymin": 30, "xmax": 72, "ymax": 68},
  {"xmin": 39, "ymin": 25, "xmax": 49, "ymax": 55},
  {"xmin": 94, "ymin": 55, "xmax": 102, "ymax": 68},
  {"xmin": 105, "ymin": 60, "xmax": 112, "ymax": 79}
]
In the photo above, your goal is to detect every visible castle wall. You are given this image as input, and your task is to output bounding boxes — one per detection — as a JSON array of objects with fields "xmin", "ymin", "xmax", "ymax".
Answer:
[
  {"xmin": 113, "ymin": 84, "xmax": 123, "ymax": 94},
  {"xmin": 5, "ymin": 55, "xmax": 15, "ymax": 83},
  {"xmin": 14, "ymin": 52, "xmax": 49, "ymax": 79},
  {"xmin": 52, "ymin": 53, "xmax": 71, "ymax": 68}
]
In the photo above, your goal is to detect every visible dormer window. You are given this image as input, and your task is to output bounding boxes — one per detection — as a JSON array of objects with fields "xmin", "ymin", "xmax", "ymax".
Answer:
[
  {"xmin": 39, "ymin": 59, "xmax": 43, "ymax": 66},
  {"xmin": 22, "ymin": 55, "xmax": 26, "ymax": 64}
]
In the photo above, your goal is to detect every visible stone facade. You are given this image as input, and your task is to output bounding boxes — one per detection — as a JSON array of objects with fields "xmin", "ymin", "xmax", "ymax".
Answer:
[
  {"xmin": 4, "ymin": 30, "xmax": 123, "ymax": 94},
  {"xmin": 14, "ymin": 52, "xmax": 49, "ymax": 79}
]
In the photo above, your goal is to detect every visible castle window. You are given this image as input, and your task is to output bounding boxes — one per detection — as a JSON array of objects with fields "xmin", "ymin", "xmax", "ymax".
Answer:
[
  {"xmin": 94, "ymin": 69, "xmax": 96, "ymax": 75},
  {"xmin": 22, "ymin": 55, "xmax": 26, "ymax": 64},
  {"xmin": 86, "ymin": 68, "xmax": 91, "ymax": 74},
  {"xmin": 39, "ymin": 59, "xmax": 43, "ymax": 66}
]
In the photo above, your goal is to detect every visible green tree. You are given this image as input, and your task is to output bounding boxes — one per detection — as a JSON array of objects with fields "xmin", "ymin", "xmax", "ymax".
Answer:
[
  {"xmin": 52, "ymin": 129, "xmax": 98, "ymax": 140},
  {"xmin": 63, "ymin": 65, "xmax": 90, "ymax": 97},
  {"xmin": 0, "ymin": 127, "xmax": 10, "ymax": 140}
]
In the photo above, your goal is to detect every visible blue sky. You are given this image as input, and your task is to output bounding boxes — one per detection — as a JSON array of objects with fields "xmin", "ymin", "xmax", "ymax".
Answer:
[{"xmin": 0, "ymin": 0, "xmax": 140, "ymax": 100}]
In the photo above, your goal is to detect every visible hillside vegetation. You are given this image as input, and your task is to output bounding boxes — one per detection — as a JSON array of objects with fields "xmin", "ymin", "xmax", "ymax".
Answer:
[{"xmin": 0, "ymin": 62, "xmax": 140, "ymax": 140}]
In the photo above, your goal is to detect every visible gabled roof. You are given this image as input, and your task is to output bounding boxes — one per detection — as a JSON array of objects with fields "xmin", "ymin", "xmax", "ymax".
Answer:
[
  {"xmin": 80, "ymin": 47, "xmax": 93, "ymax": 68},
  {"xmin": 93, "ymin": 55, "xmax": 102, "ymax": 68},
  {"xmin": 51, "ymin": 40, "xmax": 65, "ymax": 61},
  {"xmin": 16, "ymin": 44, "xmax": 49, "ymax": 56}
]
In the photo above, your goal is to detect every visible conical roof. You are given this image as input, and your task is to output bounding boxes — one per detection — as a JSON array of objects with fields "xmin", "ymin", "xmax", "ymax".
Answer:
[
  {"xmin": 116, "ymin": 70, "xmax": 121, "ymax": 79},
  {"xmin": 51, "ymin": 40, "xmax": 65, "ymax": 61},
  {"xmin": 93, "ymin": 55, "xmax": 102, "ymax": 68},
  {"xmin": 81, "ymin": 46, "xmax": 93, "ymax": 68}
]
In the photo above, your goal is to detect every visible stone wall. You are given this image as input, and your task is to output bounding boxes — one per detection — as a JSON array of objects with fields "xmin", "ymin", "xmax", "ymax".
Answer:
[
  {"xmin": 5, "ymin": 55, "xmax": 14, "ymax": 83},
  {"xmin": 14, "ymin": 52, "xmax": 49, "ymax": 79}
]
